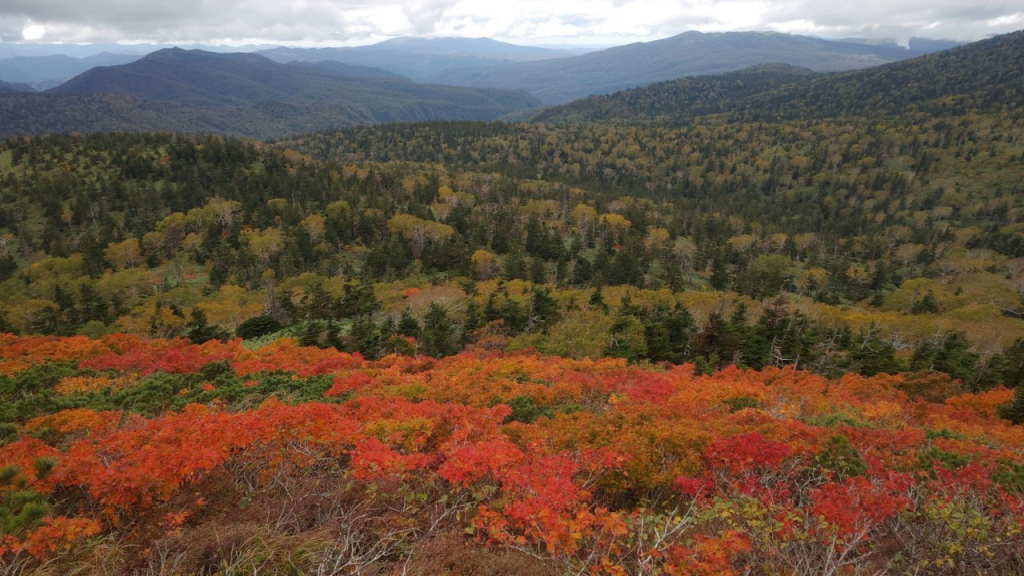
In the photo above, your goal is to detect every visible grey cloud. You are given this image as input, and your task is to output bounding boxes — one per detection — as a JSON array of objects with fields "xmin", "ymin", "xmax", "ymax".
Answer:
[
  {"xmin": 760, "ymin": 0, "xmax": 1024, "ymax": 40},
  {"xmin": 0, "ymin": 0, "xmax": 1019, "ymax": 45},
  {"xmin": 0, "ymin": 0, "xmax": 371, "ymax": 42},
  {"xmin": 1, "ymin": 0, "xmax": 206, "ymax": 27},
  {"xmin": 0, "ymin": 15, "xmax": 27, "ymax": 37},
  {"xmin": 403, "ymin": 0, "xmax": 460, "ymax": 34}
]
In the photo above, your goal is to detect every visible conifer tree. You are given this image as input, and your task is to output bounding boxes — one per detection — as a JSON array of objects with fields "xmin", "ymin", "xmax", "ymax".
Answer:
[{"xmin": 421, "ymin": 303, "xmax": 459, "ymax": 358}]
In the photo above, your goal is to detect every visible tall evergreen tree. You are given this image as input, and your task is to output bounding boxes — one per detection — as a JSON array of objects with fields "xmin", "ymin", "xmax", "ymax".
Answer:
[{"xmin": 421, "ymin": 304, "xmax": 460, "ymax": 358}]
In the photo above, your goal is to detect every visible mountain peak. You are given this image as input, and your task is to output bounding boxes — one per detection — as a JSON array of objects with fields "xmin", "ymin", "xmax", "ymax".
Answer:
[{"xmin": 364, "ymin": 36, "xmax": 562, "ymax": 58}]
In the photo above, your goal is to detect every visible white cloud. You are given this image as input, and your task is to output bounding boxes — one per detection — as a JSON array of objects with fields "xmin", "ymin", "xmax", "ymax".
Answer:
[
  {"xmin": 989, "ymin": 12, "xmax": 1024, "ymax": 27},
  {"xmin": 21, "ymin": 23, "xmax": 44, "ymax": 41},
  {"xmin": 0, "ymin": 0, "xmax": 1020, "ymax": 46}
]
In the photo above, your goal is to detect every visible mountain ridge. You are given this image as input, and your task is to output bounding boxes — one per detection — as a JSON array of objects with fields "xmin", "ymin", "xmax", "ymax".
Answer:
[{"xmin": 256, "ymin": 37, "xmax": 572, "ymax": 80}]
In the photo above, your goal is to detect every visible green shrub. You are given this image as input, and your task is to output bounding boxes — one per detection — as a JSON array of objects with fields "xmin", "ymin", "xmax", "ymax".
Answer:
[
  {"xmin": 814, "ymin": 435, "xmax": 867, "ymax": 479},
  {"xmin": 723, "ymin": 396, "xmax": 759, "ymax": 413},
  {"xmin": 236, "ymin": 316, "xmax": 283, "ymax": 340}
]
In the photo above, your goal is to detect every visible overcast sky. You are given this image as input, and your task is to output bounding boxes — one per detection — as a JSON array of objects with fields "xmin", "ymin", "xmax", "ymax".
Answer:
[{"xmin": 1, "ymin": 0, "xmax": 1022, "ymax": 47}]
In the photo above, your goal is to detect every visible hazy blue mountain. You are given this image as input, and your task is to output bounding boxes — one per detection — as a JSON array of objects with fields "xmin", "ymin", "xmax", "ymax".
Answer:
[
  {"xmin": 0, "ymin": 42, "xmax": 279, "ymax": 59},
  {"xmin": 257, "ymin": 37, "xmax": 572, "ymax": 80},
  {"xmin": 0, "ymin": 43, "xmax": 144, "ymax": 58},
  {"xmin": 29, "ymin": 79, "xmax": 65, "ymax": 91},
  {"xmin": 0, "ymin": 80, "xmax": 35, "ymax": 93},
  {"xmin": 0, "ymin": 48, "xmax": 540, "ymax": 139},
  {"xmin": 289, "ymin": 60, "xmax": 405, "ymax": 79},
  {"xmin": 366, "ymin": 37, "xmax": 567, "ymax": 57},
  {"xmin": 0, "ymin": 52, "xmax": 141, "ymax": 85},
  {"xmin": 429, "ymin": 31, "xmax": 964, "ymax": 103}
]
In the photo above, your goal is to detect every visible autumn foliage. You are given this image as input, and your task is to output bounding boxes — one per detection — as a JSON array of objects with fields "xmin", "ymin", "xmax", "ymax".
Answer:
[{"xmin": 1, "ymin": 335, "xmax": 1024, "ymax": 574}]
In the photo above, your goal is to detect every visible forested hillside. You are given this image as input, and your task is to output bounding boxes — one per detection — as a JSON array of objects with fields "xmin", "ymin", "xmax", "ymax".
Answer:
[
  {"xmin": 0, "ymin": 116, "xmax": 1023, "ymax": 385},
  {"xmin": 530, "ymin": 64, "xmax": 815, "ymax": 124}
]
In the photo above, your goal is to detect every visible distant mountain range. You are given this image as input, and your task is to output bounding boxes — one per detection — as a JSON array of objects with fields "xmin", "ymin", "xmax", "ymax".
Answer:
[
  {"xmin": 429, "ymin": 32, "xmax": 963, "ymax": 103},
  {"xmin": 0, "ymin": 31, "xmax": 994, "ymax": 140},
  {"xmin": 0, "ymin": 42, "xmax": 276, "ymax": 59},
  {"xmin": 0, "ymin": 33, "xmax": 961, "ymax": 101},
  {"xmin": 0, "ymin": 52, "xmax": 142, "ymax": 88},
  {"xmin": 534, "ymin": 30, "xmax": 1024, "ymax": 123},
  {"xmin": 0, "ymin": 48, "xmax": 541, "ymax": 139},
  {"xmin": 255, "ymin": 37, "xmax": 574, "ymax": 80},
  {"xmin": 0, "ymin": 37, "xmax": 573, "ymax": 90}
]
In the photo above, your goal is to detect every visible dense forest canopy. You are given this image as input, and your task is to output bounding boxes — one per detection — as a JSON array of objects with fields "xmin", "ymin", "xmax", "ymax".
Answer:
[{"xmin": 0, "ymin": 109, "xmax": 1022, "ymax": 386}]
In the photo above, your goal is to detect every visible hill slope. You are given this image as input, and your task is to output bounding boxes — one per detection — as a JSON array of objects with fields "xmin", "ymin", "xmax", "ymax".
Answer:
[
  {"xmin": 0, "ymin": 48, "xmax": 541, "ymax": 139},
  {"xmin": 536, "ymin": 30, "xmax": 1024, "ymax": 122},
  {"xmin": 429, "ymin": 31, "xmax": 963, "ymax": 104},
  {"xmin": 291, "ymin": 60, "xmax": 405, "ymax": 79},
  {"xmin": 532, "ymin": 63, "xmax": 816, "ymax": 123},
  {"xmin": 738, "ymin": 28, "xmax": 1024, "ymax": 120},
  {"xmin": 0, "ymin": 79, "xmax": 35, "ymax": 93}
]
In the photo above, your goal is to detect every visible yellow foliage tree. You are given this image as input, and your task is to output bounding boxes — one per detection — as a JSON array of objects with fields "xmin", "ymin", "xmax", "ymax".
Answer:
[
  {"xmin": 471, "ymin": 249, "xmax": 499, "ymax": 281},
  {"xmin": 240, "ymin": 228, "xmax": 285, "ymax": 264},
  {"xmin": 300, "ymin": 214, "xmax": 326, "ymax": 244},
  {"xmin": 104, "ymin": 239, "xmax": 143, "ymax": 271}
]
